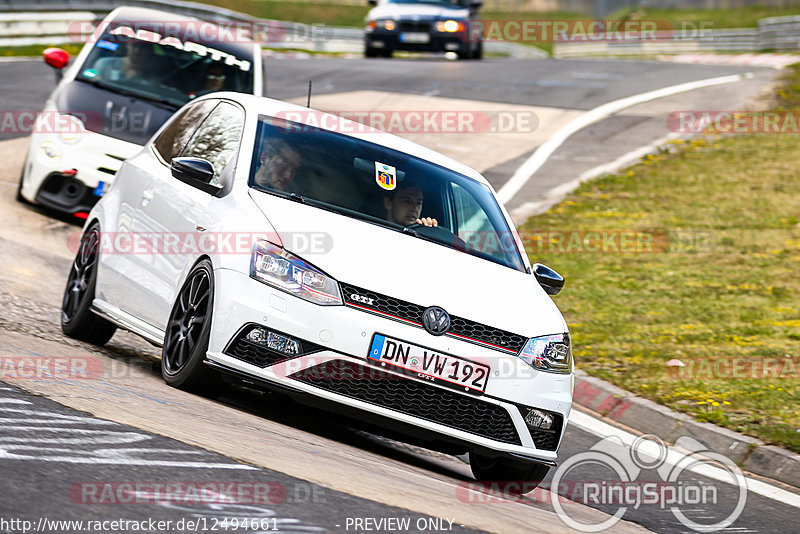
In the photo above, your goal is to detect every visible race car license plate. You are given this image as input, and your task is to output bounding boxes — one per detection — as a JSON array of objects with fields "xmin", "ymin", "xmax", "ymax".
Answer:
[
  {"xmin": 368, "ymin": 334, "xmax": 489, "ymax": 393},
  {"xmin": 400, "ymin": 32, "xmax": 430, "ymax": 44}
]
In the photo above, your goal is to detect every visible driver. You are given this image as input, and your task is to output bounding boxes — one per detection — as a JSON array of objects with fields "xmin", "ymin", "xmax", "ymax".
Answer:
[
  {"xmin": 94, "ymin": 40, "xmax": 157, "ymax": 82},
  {"xmin": 383, "ymin": 180, "xmax": 438, "ymax": 227},
  {"xmin": 253, "ymin": 138, "xmax": 303, "ymax": 192}
]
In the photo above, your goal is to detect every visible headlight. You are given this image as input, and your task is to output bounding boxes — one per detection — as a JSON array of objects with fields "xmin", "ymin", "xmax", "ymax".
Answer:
[
  {"xmin": 250, "ymin": 240, "xmax": 342, "ymax": 306},
  {"xmin": 518, "ymin": 333, "xmax": 572, "ymax": 374},
  {"xmin": 57, "ymin": 113, "xmax": 86, "ymax": 144},
  {"xmin": 436, "ymin": 20, "xmax": 466, "ymax": 33},
  {"xmin": 367, "ymin": 19, "xmax": 396, "ymax": 31}
]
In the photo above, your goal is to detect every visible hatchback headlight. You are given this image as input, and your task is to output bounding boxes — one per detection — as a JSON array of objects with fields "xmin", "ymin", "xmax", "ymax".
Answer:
[
  {"xmin": 57, "ymin": 113, "xmax": 86, "ymax": 144},
  {"xmin": 518, "ymin": 333, "xmax": 572, "ymax": 373},
  {"xmin": 250, "ymin": 240, "xmax": 342, "ymax": 305}
]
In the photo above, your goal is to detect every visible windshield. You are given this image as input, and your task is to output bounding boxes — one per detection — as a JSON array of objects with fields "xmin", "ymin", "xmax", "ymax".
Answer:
[
  {"xmin": 75, "ymin": 28, "xmax": 254, "ymax": 107},
  {"xmin": 249, "ymin": 116, "xmax": 526, "ymax": 272}
]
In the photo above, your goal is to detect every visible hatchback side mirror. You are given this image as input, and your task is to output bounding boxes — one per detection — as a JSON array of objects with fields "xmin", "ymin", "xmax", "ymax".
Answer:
[
  {"xmin": 171, "ymin": 157, "xmax": 221, "ymax": 196},
  {"xmin": 470, "ymin": 1, "xmax": 483, "ymax": 9},
  {"xmin": 368, "ymin": 0, "xmax": 377, "ymax": 5},
  {"xmin": 533, "ymin": 263, "xmax": 564, "ymax": 295},
  {"xmin": 43, "ymin": 47, "xmax": 70, "ymax": 82}
]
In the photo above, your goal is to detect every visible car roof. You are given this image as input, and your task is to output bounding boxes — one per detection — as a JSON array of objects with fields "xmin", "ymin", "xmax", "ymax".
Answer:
[
  {"xmin": 207, "ymin": 92, "xmax": 492, "ymax": 188},
  {"xmin": 102, "ymin": 6, "xmax": 257, "ymax": 60}
]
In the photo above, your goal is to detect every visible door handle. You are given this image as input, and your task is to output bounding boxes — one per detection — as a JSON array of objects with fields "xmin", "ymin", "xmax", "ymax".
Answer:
[{"xmin": 141, "ymin": 189, "xmax": 154, "ymax": 206}]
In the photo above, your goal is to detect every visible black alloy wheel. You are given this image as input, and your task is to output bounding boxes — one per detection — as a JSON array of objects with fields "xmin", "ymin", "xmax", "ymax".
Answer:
[
  {"xmin": 161, "ymin": 259, "xmax": 223, "ymax": 395},
  {"xmin": 61, "ymin": 223, "xmax": 117, "ymax": 345}
]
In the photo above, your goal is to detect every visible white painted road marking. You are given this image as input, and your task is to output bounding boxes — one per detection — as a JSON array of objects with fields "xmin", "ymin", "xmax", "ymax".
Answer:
[
  {"xmin": 497, "ymin": 74, "xmax": 749, "ymax": 204},
  {"xmin": 0, "ymin": 397, "xmax": 255, "ymax": 470}
]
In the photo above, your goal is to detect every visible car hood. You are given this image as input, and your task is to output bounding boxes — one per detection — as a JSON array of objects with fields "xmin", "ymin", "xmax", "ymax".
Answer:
[
  {"xmin": 367, "ymin": 4, "xmax": 470, "ymax": 21},
  {"xmin": 249, "ymin": 190, "xmax": 567, "ymax": 339},
  {"xmin": 55, "ymin": 80, "xmax": 176, "ymax": 145}
]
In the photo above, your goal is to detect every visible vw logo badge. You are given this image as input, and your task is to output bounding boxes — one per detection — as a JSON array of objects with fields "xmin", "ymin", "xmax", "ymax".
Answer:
[{"xmin": 422, "ymin": 306, "xmax": 451, "ymax": 336}]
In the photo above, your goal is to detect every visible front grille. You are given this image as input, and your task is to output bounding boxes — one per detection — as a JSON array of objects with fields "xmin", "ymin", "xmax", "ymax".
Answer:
[
  {"xmin": 516, "ymin": 407, "xmax": 563, "ymax": 451},
  {"xmin": 340, "ymin": 283, "xmax": 527, "ymax": 354},
  {"xmin": 289, "ymin": 360, "xmax": 521, "ymax": 445},
  {"xmin": 224, "ymin": 324, "xmax": 323, "ymax": 368},
  {"xmin": 399, "ymin": 21, "xmax": 431, "ymax": 32}
]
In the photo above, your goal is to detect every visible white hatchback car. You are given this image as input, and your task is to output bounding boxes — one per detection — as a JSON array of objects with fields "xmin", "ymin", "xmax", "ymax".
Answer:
[
  {"xmin": 19, "ymin": 7, "xmax": 262, "ymax": 219},
  {"xmin": 61, "ymin": 92, "xmax": 573, "ymax": 483}
]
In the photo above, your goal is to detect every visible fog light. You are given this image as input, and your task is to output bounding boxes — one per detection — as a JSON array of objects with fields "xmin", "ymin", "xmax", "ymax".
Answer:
[
  {"xmin": 267, "ymin": 332, "xmax": 300, "ymax": 355},
  {"xmin": 525, "ymin": 409, "xmax": 554, "ymax": 430},
  {"xmin": 246, "ymin": 327, "xmax": 300, "ymax": 355}
]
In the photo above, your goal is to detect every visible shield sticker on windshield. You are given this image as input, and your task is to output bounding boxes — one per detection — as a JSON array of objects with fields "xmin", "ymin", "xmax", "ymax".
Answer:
[{"xmin": 375, "ymin": 162, "xmax": 396, "ymax": 191}]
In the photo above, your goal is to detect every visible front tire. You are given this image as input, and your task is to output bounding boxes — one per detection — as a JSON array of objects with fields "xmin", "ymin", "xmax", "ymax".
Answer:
[
  {"xmin": 161, "ymin": 259, "xmax": 223, "ymax": 395},
  {"xmin": 61, "ymin": 223, "xmax": 117, "ymax": 345},
  {"xmin": 469, "ymin": 452, "xmax": 551, "ymax": 490}
]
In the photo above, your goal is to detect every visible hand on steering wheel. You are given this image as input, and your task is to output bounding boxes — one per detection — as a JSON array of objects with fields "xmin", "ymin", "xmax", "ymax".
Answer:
[{"xmin": 412, "ymin": 217, "xmax": 438, "ymax": 227}]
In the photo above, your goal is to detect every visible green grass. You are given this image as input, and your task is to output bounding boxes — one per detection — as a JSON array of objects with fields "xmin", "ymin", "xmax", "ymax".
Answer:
[
  {"xmin": 196, "ymin": 0, "xmax": 371, "ymax": 27},
  {"xmin": 519, "ymin": 64, "xmax": 800, "ymax": 452},
  {"xmin": 0, "ymin": 43, "xmax": 83, "ymax": 58},
  {"xmin": 610, "ymin": 5, "xmax": 800, "ymax": 30}
]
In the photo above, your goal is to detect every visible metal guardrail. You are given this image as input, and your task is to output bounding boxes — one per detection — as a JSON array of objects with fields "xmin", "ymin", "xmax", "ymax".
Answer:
[{"xmin": 555, "ymin": 17, "xmax": 800, "ymax": 57}]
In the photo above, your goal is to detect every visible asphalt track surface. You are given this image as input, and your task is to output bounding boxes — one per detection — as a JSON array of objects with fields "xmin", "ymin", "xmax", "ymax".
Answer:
[{"xmin": 1, "ymin": 55, "xmax": 799, "ymax": 533}]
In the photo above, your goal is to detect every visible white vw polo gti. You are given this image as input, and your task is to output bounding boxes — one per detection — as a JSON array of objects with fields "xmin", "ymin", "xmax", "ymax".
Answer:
[{"xmin": 61, "ymin": 92, "xmax": 573, "ymax": 484}]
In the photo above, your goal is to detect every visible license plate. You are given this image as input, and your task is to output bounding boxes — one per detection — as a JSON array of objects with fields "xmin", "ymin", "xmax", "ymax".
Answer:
[
  {"xmin": 400, "ymin": 32, "xmax": 430, "ymax": 44},
  {"xmin": 368, "ymin": 334, "xmax": 489, "ymax": 393}
]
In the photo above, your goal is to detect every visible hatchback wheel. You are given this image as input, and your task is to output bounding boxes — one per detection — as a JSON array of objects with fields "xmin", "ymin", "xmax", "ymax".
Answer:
[
  {"xmin": 61, "ymin": 223, "xmax": 117, "ymax": 345},
  {"xmin": 469, "ymin": 452, "xmax": 550, "ymax": 491},
  {"xmin": 161, "ymin": 259, "xmax": 223, "ymax": 395}
]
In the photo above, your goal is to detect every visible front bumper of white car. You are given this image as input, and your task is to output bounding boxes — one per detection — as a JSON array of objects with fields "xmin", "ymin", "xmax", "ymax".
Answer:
[
  {"xmin": 20, "ymin": 124, "xmax": 140, "ymax": 217},
  {"xmin": 206, "ymin": 268, "xmax": 573, "ymax": 464}
]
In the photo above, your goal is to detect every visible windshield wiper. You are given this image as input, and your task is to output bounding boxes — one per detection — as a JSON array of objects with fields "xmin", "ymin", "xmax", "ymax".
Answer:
[{"xmin": 76, "ymin": 77, "xmax": 179, "ymax": 109}]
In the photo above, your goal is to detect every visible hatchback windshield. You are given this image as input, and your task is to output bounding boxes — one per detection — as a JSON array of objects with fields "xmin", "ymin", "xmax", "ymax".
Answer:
[
  {"xmin": 76, "ymin": 28, "xmax": 254, "ymax": 107},
  {"xmin": 249, "ymin": 116, "xmax": 526, "ymax": 272}
]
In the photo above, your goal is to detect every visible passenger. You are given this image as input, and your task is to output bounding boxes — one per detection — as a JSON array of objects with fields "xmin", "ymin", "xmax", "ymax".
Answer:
[
  {"xmin": 384, "ymin": 180, "xmax": 438, "ymax": 227},
  {"xmin": 203, "ymin": 63, "xmax": 227, "ymax": 92},
  {"xmin": 253, "ymin": 139, "xmax": 303, "ymax": 192}
]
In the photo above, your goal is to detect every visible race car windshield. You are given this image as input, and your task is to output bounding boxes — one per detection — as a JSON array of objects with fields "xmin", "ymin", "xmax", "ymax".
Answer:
[
  {"xmin": 75, "ymin": 33, "xmax": 254, "ymax": 107},
  {"xmin": 249, "ymin": 115, "xmax": 526, "ymax": 273}
]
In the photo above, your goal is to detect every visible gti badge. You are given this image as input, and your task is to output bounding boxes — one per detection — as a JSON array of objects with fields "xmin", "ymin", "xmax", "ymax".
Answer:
[{"xmin": 350, "ymin": 293, "xmax": 375, "ymax": 306}]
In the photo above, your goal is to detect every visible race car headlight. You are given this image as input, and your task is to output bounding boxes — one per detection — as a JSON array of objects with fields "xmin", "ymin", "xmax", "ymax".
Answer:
[
  {"xmin": 518, "ymin": 333, "xmax": 572, "ymax": 373},
  {"xmin": 436, "ymin": 20, "xmax": 466, "ymax": 33},
  {"xmin": 250, "ymin": 240, "xmax": 342, "ymax": 306},
  {"xmin": 367, "ymin": 19, "xmax": 396, "ymax": 31},
  {"xmin": 57, "ymin": 113, "xmax": 86, "ymax": 144}
]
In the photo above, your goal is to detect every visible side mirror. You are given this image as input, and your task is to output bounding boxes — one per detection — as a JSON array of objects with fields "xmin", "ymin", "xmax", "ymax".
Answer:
[
  {"xmin": 44, "ymin": 47, "xmax": 70, "ymax": 69},
  {"xmin": 43, "ymin": 47, "xmax": 70, "ymax": 82},
  {"xmin": 533, "ymin": 263, "xmax": 564, "ymax": 296},
  {"xmin": 470, "ymin": 1, "xmax": 483, "ymax": 9},
  {"xmin": 171, "ymin": 157, "xmax": 221, "ymax": 196},
  {"xmin": 368, "ymin": 0, "xmax": 377, "ymax": 5}
]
